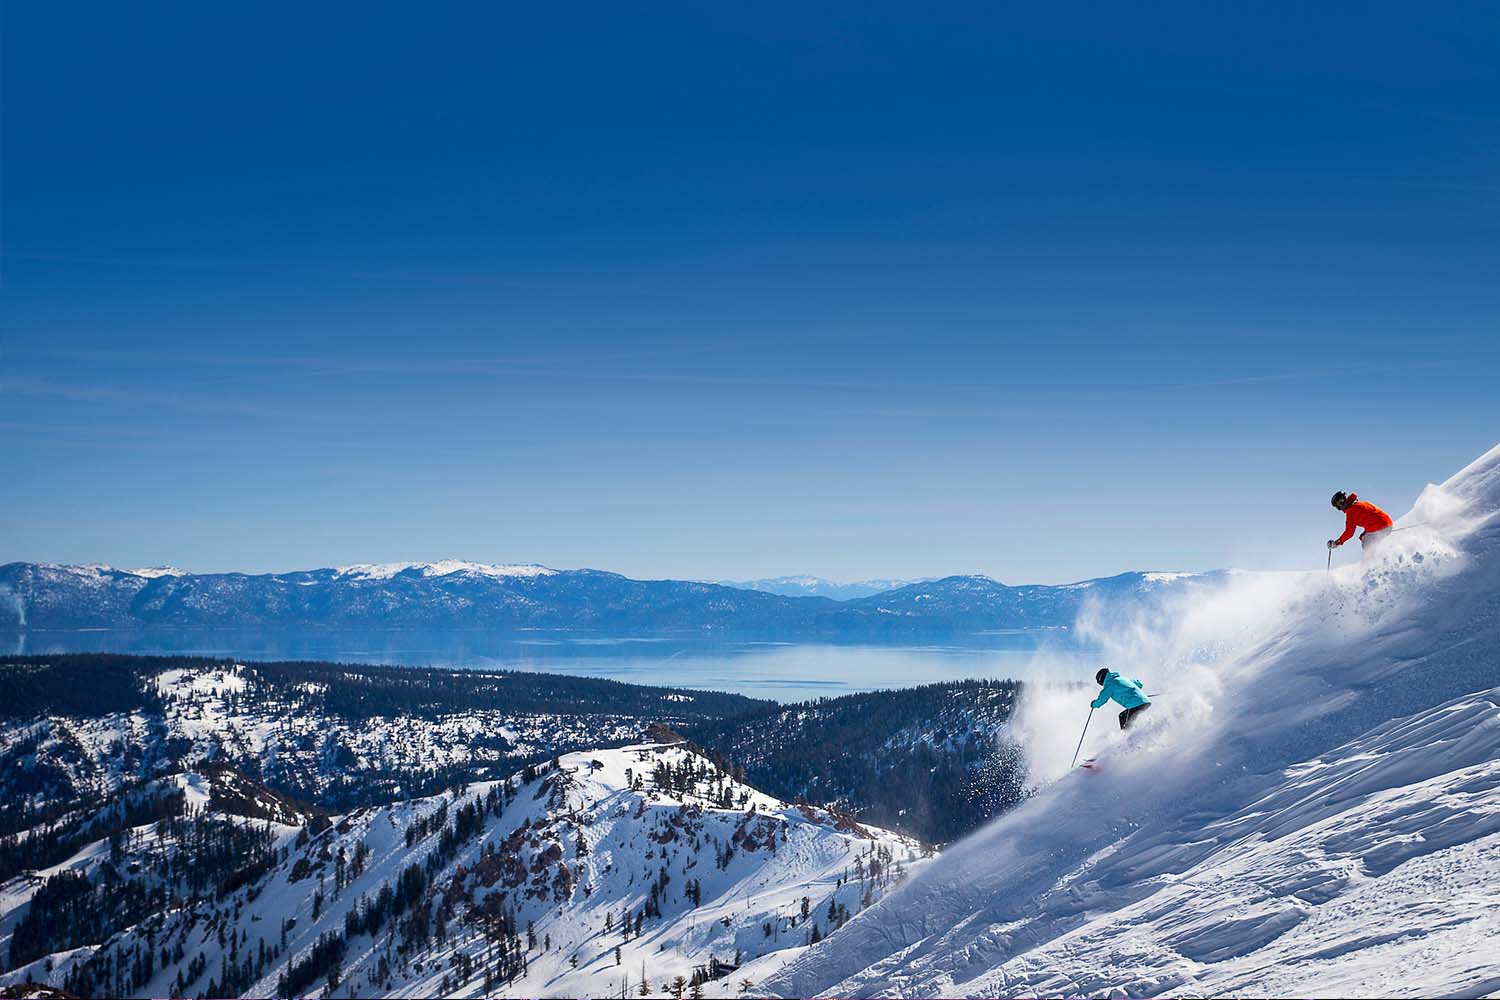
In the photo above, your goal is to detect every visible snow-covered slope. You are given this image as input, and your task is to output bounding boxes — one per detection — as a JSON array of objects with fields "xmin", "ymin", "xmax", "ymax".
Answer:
[
  {"xmin": 762, "ymin": 445, "xmax": 1500, "ymax": 999},
  {"xmin": 1, "ymin": 743, "xmax": 925, "ymax": 999}
]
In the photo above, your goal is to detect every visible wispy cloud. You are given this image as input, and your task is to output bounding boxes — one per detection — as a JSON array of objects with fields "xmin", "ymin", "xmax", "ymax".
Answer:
[
  {"xmin": 1, "ymin": 248, "xmax": 720, "ymax": 305},
  {"xmin": 0, "ymin": 378, "xmax": 276, "ymax": 416},
  {"xmin": 1127, "ymin": 359, "xmax": 1457, "ymax": 394},
  {"xmin": 5, "ymin": 345, "xmax": 1458, "ymax": 405}
]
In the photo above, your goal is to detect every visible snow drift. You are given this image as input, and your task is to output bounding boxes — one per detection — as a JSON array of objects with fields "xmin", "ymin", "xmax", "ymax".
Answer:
[{"xmin": 762, "ymin": 445, "xmax": 1500, "ymax": 999}]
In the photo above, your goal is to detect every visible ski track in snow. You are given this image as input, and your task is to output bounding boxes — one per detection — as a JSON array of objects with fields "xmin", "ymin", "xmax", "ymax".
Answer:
[{"xmin": 761, "ymin": 444, "xmax": 1500, "ymax": 999}]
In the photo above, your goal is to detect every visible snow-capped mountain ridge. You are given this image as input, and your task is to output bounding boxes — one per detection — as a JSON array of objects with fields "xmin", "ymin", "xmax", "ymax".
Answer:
[
  {"xmin": 334, "ymin": 560, "xmax": 558, "ymax": 581},
  {"xmin": 713, "ymin": 576, "xmax": 935, "ymax": 601},
  {"xmin": 0, "ymin": 561, "xmax": 1212, "ymax": 632},
  {"xmin": 1, "ymin": 741, "xmax": 926, "ymax": 998},
  {"xmin": 14, "ymin": 560, "xmax": 557, "ymax": 580},
  {"xmin": 761, "ymin": 443, "xmax": 1500, "ymax": 998},
  {"xmin": 126, "ymin": 565, "xmax": 188, "ymax": 579}
]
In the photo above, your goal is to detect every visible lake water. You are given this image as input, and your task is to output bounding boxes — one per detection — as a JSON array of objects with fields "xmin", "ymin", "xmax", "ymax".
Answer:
[{"xmin": 1, "ymin": 628, "xmax": 1101, "ymax": 703}]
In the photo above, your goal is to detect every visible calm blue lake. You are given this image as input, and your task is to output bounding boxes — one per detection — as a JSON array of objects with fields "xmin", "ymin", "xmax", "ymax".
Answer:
[{"xmin": 1, "ymin": 628, "xmax": 1100, "ymax": 703}]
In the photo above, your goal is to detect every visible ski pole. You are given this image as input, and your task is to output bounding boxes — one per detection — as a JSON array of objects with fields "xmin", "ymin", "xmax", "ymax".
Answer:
[
  {"xmin": 1326, "ymin": 547, "xmax": 1332, "ymax": 574},
  {"xmin": 1070, "ymin": 706, "xmax": 1095, "ymax": 769}
]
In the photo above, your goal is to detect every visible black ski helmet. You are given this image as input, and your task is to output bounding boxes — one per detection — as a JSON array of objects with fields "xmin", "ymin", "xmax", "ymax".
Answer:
[
  {"xmin": 1095, "ymin": 667, "xmax": 1109, "ymax": 685},
  {"xmin": 1331, "ymin": 490, "xmax": 1349, "ymax": 510}
]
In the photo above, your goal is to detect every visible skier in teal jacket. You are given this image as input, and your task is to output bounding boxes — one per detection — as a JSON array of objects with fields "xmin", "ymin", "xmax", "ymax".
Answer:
[{"xmin": 1091, "ymin": 668, "xmax": 1151, "ymax": 730}]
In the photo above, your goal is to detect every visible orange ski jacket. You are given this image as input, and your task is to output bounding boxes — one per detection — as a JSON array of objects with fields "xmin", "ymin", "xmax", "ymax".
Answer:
[{"xmin": 1335, "ymin": 493, "xmax": 1394, "ymax": 546}]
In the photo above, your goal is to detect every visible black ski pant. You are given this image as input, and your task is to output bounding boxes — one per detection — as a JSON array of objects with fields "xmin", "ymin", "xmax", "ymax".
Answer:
[{"xmin": 1119, "ymin": 704, "xmax": 1149, "ymax": 731}]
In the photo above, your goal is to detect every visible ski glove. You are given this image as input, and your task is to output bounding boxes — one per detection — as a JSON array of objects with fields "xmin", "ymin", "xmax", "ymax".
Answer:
[{"xmin": 1327, "ymin": 539, "xmax": 1338, "ymax": 549}]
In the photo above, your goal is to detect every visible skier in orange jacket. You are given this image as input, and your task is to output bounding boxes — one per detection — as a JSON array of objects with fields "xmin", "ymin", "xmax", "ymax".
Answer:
[{"xmin": 1328, "ymin": 491, "xmax": 1394, "ymax": 554}]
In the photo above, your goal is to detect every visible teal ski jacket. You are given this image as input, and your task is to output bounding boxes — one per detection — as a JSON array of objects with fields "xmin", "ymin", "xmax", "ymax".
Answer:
[{"xmin": 1091, "ymin": 671, "xmax": 1150, "ymax": 710}]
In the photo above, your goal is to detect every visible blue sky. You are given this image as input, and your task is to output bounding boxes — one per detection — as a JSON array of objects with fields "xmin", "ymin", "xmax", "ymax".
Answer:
[{"xmin": 3, "ymin": 3, "xmax": 1496, "ymax": 584}]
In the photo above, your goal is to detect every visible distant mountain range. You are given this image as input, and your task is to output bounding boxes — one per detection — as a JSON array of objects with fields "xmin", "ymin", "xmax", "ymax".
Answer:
[
  {"xmin": 0, "ymin": 561, "xmax": 1217, "ymax": 632},
  {"xmin": 712, "ymin": 575, "xmax": 933, "ymax": 600}
]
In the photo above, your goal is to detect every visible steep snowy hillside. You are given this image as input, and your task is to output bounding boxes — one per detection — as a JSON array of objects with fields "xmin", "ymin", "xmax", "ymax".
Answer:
[
  {"xmin": 1, "ymin": 743, "xmax": 925, "ymax": 999},
  {"xmin": 762, "ymin": 445, "xmax": 1500, "ymax": 999}
]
